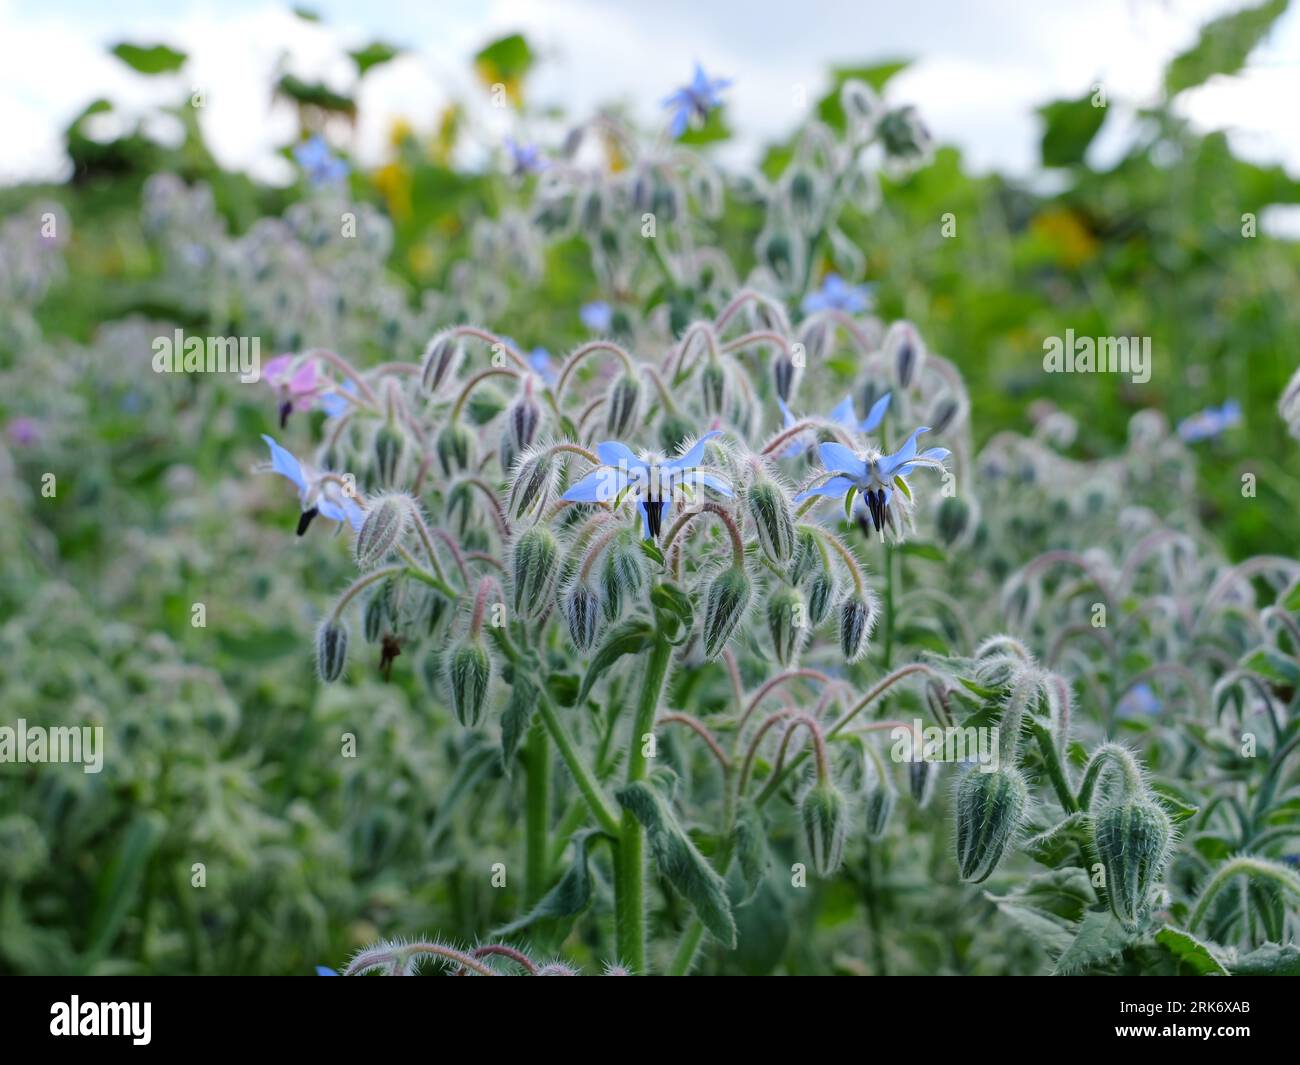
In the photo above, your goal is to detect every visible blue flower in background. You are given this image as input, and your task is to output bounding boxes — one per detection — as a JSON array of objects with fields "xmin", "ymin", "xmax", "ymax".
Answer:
[
  {"xmin": 315, "ymin": 966, "xmax": 339, "ymax": 976},
  {"xmin": 802, "ymin": 274, "xmax": 875, "ymax": 315},
  {"xmin": 529, "ymin": 347, "xmax": 557, "ymax": 385},
  {"xmin": 505, "ymin": 137, "xmax": 547, "ymax": 176},
  {"xmin": 317, "ymin": 379, "xmax": 357, "ymax": 419},
  {"xmin": 1177, "ymin": 400, "xmax": 1241, "ymax": 443},
  {"xmin": 795, "ymin": 427, "xmax": 949, "ymax": 533},
  {"xmin": 562, "ymin": 431, "xmax": 732, "ymax": 539},
  {"xmin": 1116, "ymin": 683, "xmax": 1161, "ymax": 719},
  {"xmin": 777, "ymin": 392, "xmax": 892, "ymax": 458},
  {"xmin": 262, "ymin": 434, "xmax": 365, "ymax": 535},
  {"xmin": 293, "ymin": 135, "xmax": 349, "ymax": 186},
  {"xmin": 663, "ymin": 64, "xmax": 731, "ymax": 139},
  {"xmin": 580, "ymin": 301, "xmax": 613, "ymax": 333}
]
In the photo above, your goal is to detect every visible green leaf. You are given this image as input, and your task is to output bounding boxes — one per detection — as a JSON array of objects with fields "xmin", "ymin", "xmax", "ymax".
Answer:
[
  {"xmin": 1165, "ymin": 0, "xmax": 1288, "ymax": 97},
  {"xmin": 545, "ymin": 672, "xmax": 579, "ymax": 707},
  {"xmin": 1230, "ymin": 942, "xmax": 1300, "ymax": 975},
  {"xmin": 1148, "ymin": 781, "xmax": 1200, "ymax": 824},
  {"xmin": 1051, "ymin": 908, "xmax": 1141, "ymax": 974},
  {"xmin": 1154, "ymin": 926, "xmax": 1231, "ymax": 976},
  {"xmin": 349, "ymin": 42, "xmax": 402, "ymax": 77},
  {"xmin": 1282, "ymin": 580, "xmax": 1300, "ymax": 613},
  {"xmin": 1038, "ymin": 91, "xmax": 1107, "ymax": 168},
  {"xmin": 500, "ymin": 673, "xmax": 539, "ymax": 769},
  {"xmin": 899, "ymin": 541, "xmax": 944, "ymax": 562},
  {"xmin": 1023, "ymin": 811, "xmax": 1090, "ymax": 867},
  {"xmin": 638, "ymin": 538, "xmax": 665, "ymax": 567},
  {"xmin": 1239, "ymin": 647, "xmax": 1300, "ymax": 687},
  {"xmin": 814, "ymin": 60, "xmax": 910, "ymax": 133},
  {"xmin": 492, "ymin": 831, "xmax": 602, "ymax": 936},
  {"xmin": 86, "ymin": 812, "xmax": 165, "ymax": 959},
  {"xmin": 650, "ymin": 581, "xmax": 694, "ymax": 641},
  {"xmin": 473, "ymin": 33, "xmax": 534, "ymax": 104},
  {"xmin": 110, "ymin": 42, "xmax": 187, "ymax": 75},
  {"xmin": 732, "ymin": 802, "xmax": 770, "ymax": 905},
  {"xmin": 616, "ymin": 780, "xmax": 737, "ymax": 947},
  {"xmin": 577, "ymin": 620, "xmax": 652, "ymax": 703},
  {"xmin": 677, "ymin": 107, "xmax": 732, "ymax": 146}
]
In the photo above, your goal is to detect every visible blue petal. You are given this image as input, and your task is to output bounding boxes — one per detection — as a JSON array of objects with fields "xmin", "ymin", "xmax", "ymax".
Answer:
[
  {"xmin": 669, "ymin": 106, "xmax": 690, "ymax": 138},
  {"xmin": 663, "ymin": 429, "xmax": 721, "ymax": 472},
  {"xmin": 316, "ymin": 966, "xmax": 339, "ymax": 976},
  {"xmin": 829, "ymin": 396, "xmax": 857, "ymax": 427},
  {"xmin": 777, "ymin": 397, "xmax": 796, "ymax": 429},
  {"xmin": 860, "ymin": 392, "xmax": 891, "ymax": 432},
  {"xmin": 562, "ymin": 468, "xmax": 622, "ymax": 503},
  {"xmin": 697, "ymin": 472, "xmax": 733, "ymax": 497},
  {"xmin": 817, "ymin": 442, "xmax": 866, "ymax": 479},
  {"xmin": 877, "ymin": 426, "xmax": 930, "ymax": 477},
  {"xmin": 793, "ymin": 475, "xmax": 855, "ymax": 502},
  {"xmin": 262, "ymin": 434, "xmax": 307, "ymax": 493},
  {"xmin": 596, "ymin": 441, "xmax": 641, "ymax": 469}
]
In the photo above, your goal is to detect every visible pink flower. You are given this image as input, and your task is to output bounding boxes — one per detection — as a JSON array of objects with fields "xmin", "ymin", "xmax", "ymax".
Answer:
[
  {"xmin": 264, "ymin": 354, "xmax": 322, "ymax": 427},
  {"xmin": 6, "ymin": 416, "xmax": 39, "ymax": 447}
]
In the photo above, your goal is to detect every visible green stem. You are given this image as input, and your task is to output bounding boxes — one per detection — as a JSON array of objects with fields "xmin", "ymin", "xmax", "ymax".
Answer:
[
  {"xmin": 1031, "ymin": 720, "xmax": 1078, "ymax": 813},
  {"xmin": 1188, "ymin": 857, "xmax": 1300, "ymax": 934},
  {"xmin": 617, "ymin": 632, "xmax": 673, "ymax": 973},
  {"xmin": 524, "ymin": 723, "xmax": 550, "ymax": 905}
]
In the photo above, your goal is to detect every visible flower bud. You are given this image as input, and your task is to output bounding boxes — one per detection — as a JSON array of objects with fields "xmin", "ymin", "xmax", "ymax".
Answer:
[
  {"xmin": 1093, "ymin": 797, "xmax": 1172, "ymax": 928},
  {"xmin": 886, "ymin": 321, "xmax": 926, "ymax": 390},
  {"xmin": 789, "ymin": 527, "xmax": 822, "ymax": 586},
  {"xmin": 436, "ymin": 423, "xmax": 474, "ymax": 477},
  {"xmin": 766, "ymin": 585, "xmax": 806, "ymax": 666},
  {"xmin": 423, "ymin": 588, "xmax": 451, "ymax": 637},
  {"xmin": 936, "ymin": 495, "xmax": 971, "ymax": 547},
  {"xmin": 605, "ymin": 373, "xmax": 641, "ymax": 438},
  {"xmin": 746, "ymin": 476, "xmax": 796, "ymax": 567},
  {"xmin": 511, "ymin": 526, "xmax": 560, "ymax": 619},
  {"xmin": 316, "ymin": 618, "xmax": 349, "ymax": 682},
  {"xmin": 373, "ymin": 423, "xmax": 404, "ymax": 486},
  {"xmin": 806, "ymin": 570, "xmax": 836, "ymax": 627},
  {"xmin": 354, "ymin": 493, "xmax": 410, "ymax": 569},
  {"xmin": 954, "ymin": 766, "xmax": 1028, "ymax": 883},
  {"xmin": 772, "ymin": 348, "xmax": 801, "ymax": 402},
  {"xmin": 839, "ymin": 592, "xmax": 877, "ymax": 662},
  {"xmin": 506, "ymin": 448, "xmax": 555, "ymax": 522},
  {"xmin": 799, "ymin": 782, "xmax": 848, "ymax": 876},
  {"xmin": 701, "ymin": 359, "xmax": 728, "ymax": 416},
  {"xmin": 761, "ymin": 230, "xmax": 794, "ymax": 282},
  {"xmin": 507, "ymin": 387, "xmax": 541, "ymax": 455},
  {"xmin": 841, "ymin": 78, "xmax": 882, "ymax": 127},
  {"xmin": 448, "ymin": 640, "xmax": 491, "ymax": 727},
  {"xmin": 658, "ymin": 410, "xmax": 694, "ymax": 454},
  {"xmin": 864, "ymin": 784, "xmax": 895, "ymax": 841},
  {"xmin": 601, "ymin": 539, "xmax": 645, "ymax": 622},
  {"xmin": 788, "ymin": 168, "xmax": 817, "ymax": 228},
  {"xmin": 363, "ymin": 588, "xmax": 386, "ymax": 643},
  {"xmin": 565, "ymin": 583, "xmax": 601, "ymax": 650},
  {"xmin": 421, "ymin": 332, "xmax": 461, "ymax": 394},
  {"xmin": 908, "ymin": 758, "xmax": 936, "ymax": 807},
  {"xmin": 466, "ymin": 383, "xmax": 507, "ymax": 426},
  {"xmin": 702, "ymin": 566, "xmax": 751, "ymax": 658},
  {"xmin": 929, "ymin": 396, "xmax": 960, "ymax": 436}
]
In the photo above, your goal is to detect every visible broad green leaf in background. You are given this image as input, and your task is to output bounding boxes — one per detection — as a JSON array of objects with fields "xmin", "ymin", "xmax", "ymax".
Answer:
[
  {"xmin": 1038, "ymin": 90, "xmax": 1108, "ymax": 168},
  {"xmin": 473, "ymin": 33, "xmax": 534, "ymax": 105},
  {"xmin": 349, "ymin": 42, "xmax": 402, "ymax": 77},
  {"xmin": 492, "ymin": 830, "xmax": 603, "ymax": 936},
  {"xmin": 111, "ymin": 42, "xmax": 187, "ymax": 75},
  {"xmin": 1165, "ymin": 0, "xmax": 1289, "ymax": 97}
]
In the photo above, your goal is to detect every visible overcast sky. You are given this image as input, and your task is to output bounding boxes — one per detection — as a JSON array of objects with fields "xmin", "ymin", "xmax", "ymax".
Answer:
[{"xmin": 2, "ymin": 0, "xmax": 1297, "ymax": 193}]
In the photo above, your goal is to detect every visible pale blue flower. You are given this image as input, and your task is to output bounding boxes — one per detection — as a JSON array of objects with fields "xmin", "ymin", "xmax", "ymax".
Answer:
[
  {"xmin": 294, "ymin": 135, "xmax": 349, "ymax": 186},
  {"xmin": 776, "ymin": 393, "xmax": 891, "ymax": 458},
  {"xmin": 318, "ymin": 379, "xmax": 357, "ymax": 419},
  {"xmin": 580, "ymin": 301, "xmax": 613, "ymax": 334},
  {"xmin": 529, "ymin": 347, "xmax": 557, "ymax": 385},
  {"xmin": 802, "ymin": 274, "xmax": 875, "ymax": 315},
  {"xmin": 1177, "ymin": 400, "xmax": 1241, "ymax": 443},
  {"xmin": 561, "ymin": 430, "xmax": 732, "ymax": 539},
  {"xmin": 316, "ymin": 966, "xmax": 339, "ymax": 976},
  {"xmin": 262, "ymin": 434, "xmax": 365, "ymax": 535},
  {"xmin": 505, "ymin": 137, "xmax": 547, "ymax": 176},
  {"xmin": 1116, "ymin": 683, "xmax": 1161, "ymax": 719},
  {"xmin": 663, "ymin": 64, "xmax": 731, "ymax": 139},
  {"xmin": 794, "ymin": 427, "xmax": 949, "ymax": 533}
]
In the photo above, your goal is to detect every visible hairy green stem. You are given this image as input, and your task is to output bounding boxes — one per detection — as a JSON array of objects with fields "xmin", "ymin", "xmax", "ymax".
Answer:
[{"xmin": 524, "ymin": 723, "xmax": 550, "ymax": 905}]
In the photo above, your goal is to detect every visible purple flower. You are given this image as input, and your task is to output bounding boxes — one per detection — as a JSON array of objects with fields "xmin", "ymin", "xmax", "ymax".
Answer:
[
  {"xmin": 802, "ymin": 274, "xmax": 875, "ymax": 315},
  {"xmin": 6, "ymin": 416, "xmax": 39, "ymax": 447},
  {"xmin": 776, "ymin": 393, "xmax": 891, "ymax": 458},
  {"xmin": 1177, "ymin": 400, "xmax": 1241, "ymax": 443},
  {"xmin": 580, "ymin": 301, "xmax": 613, "ymax": 334},
  {"xmin": 794, "ymin": 427, "xmax": 949, "ymax": 534},
  {"xmin": 505, "ymin": 137, "xmax": 547, "ymax": 176},
  {"xmin": 561, "ymin": 431, "xmax": 732, "ymax": 539},
  {"xmin": 663, "ymin": 63, "xmax": 731, "ymax": 139},
  {"xmin": 262, "ymin": 434, "xmax": 365, "ymax": 535},
  {"xmin": 294, "ymin": 136, "xmax": 349, "ymax": 186}
]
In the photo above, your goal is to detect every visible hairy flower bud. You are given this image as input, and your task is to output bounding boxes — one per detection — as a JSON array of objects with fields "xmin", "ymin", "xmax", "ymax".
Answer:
[
  {"xmin": 766, "ymin": 585, "xmax": 806, "ymax": 666},
  {"xmin": 936, "ymin": 495, "xmax": 971, "ymax": 547},
  {"xmin": 806, "ymin": 570, "xmax": 837, "ymax": 628},
  {"xmin": 565, "ymin": 583, "xmax": 601, "ymax": 650},
  {"xmin": 506, "ymin": 449, "xmax": 555, "ymax": 523},
  {"xmin": 601, "ymin": 539, "xmax": 645, "ymax": 622},
  {"xmin": 886, "ymin": 321, "xmax": 926, "ymax": 390},
  {"xmin": 1093, "ymin": 797, "xmax": 1172, "ymax": 928},
  {"xmin": 761, "ymin": 230, "xmax": 794, "ymax": 282},
  {"xmin": 841, "ymin": 78, "xmax": 882, "ymax": 127},
  {"xmin": 702, "ymin": 566, "xmax": 751, "ymax": 658},
  {"xmin": 511, "ymin": 526, "xmax": 560, "ymax": 619},
  {"xmin": 929, "ymin": 396, "xmax": 960, "ymax": 436},
  {"xmin": 507, "ymin": 388, "xmax": 541, "ymax": 456},
  {"xmin": 436, "ymin": 423, "xmax": 474, "ymax": 478},
  {"xmin": 420, "ymin": 332, "xmax": 461, "ymax": 394},
  {"xmin": 800, "ymin": 782, "xmax": 848, "ymax": 876},
  {"xmin": 316, "ymin": 618, "xmax": 349, "ymax": 682},
  {"xmin": 701, "ymin": 359, "xmax": 728, "ymax": 416},
  {"xmin": 363, "ymin": 588, "xmax": 386, "ymax": 643},
  {"xmin": 772, "ymin": 349, "xmax": 801, "ymax": 402},
  {"xmin": 909, "ymin": 758, "xmax": 936, "ymax": 808},
  {"xmin": 789, "ymin": 527, "xmax": 822, "ymax": 586},
  {"xmin": 864, "ymin": 783, "xmax": 895, "ymax": 841},
  {"xmin": 354, "ymin": 494, "xmax": 410, "ymax": 569},
  {"xmin": 954, "ymin": 767, "xmax": 1028, "ymax": 883},
  {"xmin": 605, "ymin": 373, "xmax": 641, "ymax": 438},
  {"xmin": 658, "ymin": 410, "xmax": 694, "ymax": 454},
  {"xmin": 746, "ymin": 476, "xmax": 796, "ymax": 567},
  {"xmin": 839, "ymin": 592, "xmax": 876, "ymax": 662},
  {"xmin": 448, "ymin": 640, "xmax": 491, "ymax": 727},
  {"xmin": 467, "ymin": 384, "xmax": 507, "ymax": 426},
  {"xmin": 373, "ymin": 424, "xmax": 404, "ymax": 487}
]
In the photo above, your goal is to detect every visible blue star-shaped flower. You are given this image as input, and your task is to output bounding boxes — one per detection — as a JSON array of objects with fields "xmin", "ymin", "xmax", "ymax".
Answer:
[
  {"xmin": 505, "ymin": 137, "xmax": 547, "ymax": 176},
  {"xmin": 1177, "ymin": 399, "xmax": 1241, "ymax": 443},
  {"xmin": 663, "ymin": 64, "xmax": 731, "ymax": 139},
  {"xmin": 561, "ymin": 431, "xmax": 732, "ymax": 539},
  {"xmin": 776, "ymin": 392, "xmax": 891, "ymax": 458},
  {"xmin": 293, "ymin": 135, "xmax": 349, "ymax": 186},
  {"xmin": 263, "ymin": 434, "xmax": 365, "ymax": 534},
  {"xmin": 801, "ymin": 274, "xmax": 875, "ymax": 315},
  {"xmin": 580, "ymin": 301, "xmax": 613, "ymax": 334}
]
